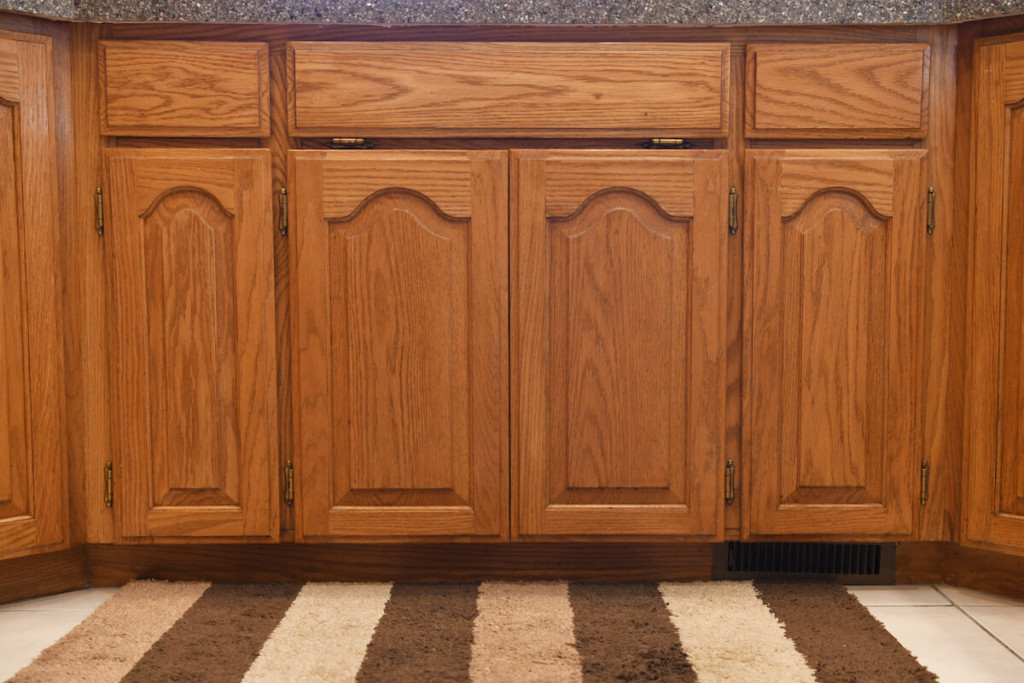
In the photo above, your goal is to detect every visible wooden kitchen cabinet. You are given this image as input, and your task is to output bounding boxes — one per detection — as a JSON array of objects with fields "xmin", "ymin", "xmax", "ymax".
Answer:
[
  {"xmin": 514, "ymin": 150, "xmax": 728, "ymax": 539},
  {"xmin": 964, "ymin": 34, "xmax": 1024, "ymax": 556},
  {"xmin": 105, "ymin": 149, "xmax": 278, "ymax": 540},
  {"xmin": 290, "ymin": 150, "xmax": 508, "ymax": 541},
  {"xmin": 745, "ymin": 149, "xmax": 927, "ymax": 539},
  {"xmin": 0, "ymin": 30, "xmax": 67, "ymax": 559}
]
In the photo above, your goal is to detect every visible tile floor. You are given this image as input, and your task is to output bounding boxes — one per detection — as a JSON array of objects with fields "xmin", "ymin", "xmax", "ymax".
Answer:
[{"xmin": 0, "ymin": 584, "xmax": 1022, "ymax": 681}]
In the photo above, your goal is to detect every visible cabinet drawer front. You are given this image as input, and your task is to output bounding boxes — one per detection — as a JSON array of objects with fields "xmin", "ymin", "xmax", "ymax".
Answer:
[
  {"xmin": 100, "ymin": 41, "xmax": 270, "ymax": 137},
  {"xmin": 746, "ymin": 43, "xmax": 929, "ymax": 138},
  {"xmin": 288, "ymin": 42, "xmax": 729, "ymax": 137}
]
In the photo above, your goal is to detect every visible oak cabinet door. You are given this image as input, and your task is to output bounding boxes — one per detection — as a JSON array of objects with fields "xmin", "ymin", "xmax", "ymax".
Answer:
[
  {"xmin": 964, "ymin": 36, "xmax": 1024, "ymax": 555},
  {"xmin": 291, "ymin": 151, "xmax": 508, "ymax": 541},
  {"xmin": 106, "ymin": 149, "xmax": 278, "ymax": 540},
  {"xmin": 0, "ymin": 31, "xmax": 67, "ymax": 558},
  {"xmin": 514, "ymin": 150, "xmax": 728, "ymax": 539},
  {"xmin": 746, "ymin": 149, "xmax": 926, "ymax": 538}
]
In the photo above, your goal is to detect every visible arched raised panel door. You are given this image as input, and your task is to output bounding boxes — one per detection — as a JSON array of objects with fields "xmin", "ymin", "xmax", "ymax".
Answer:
[
  {"xmin": 0, "ymin": 30, "xmax": 66, "ymax": 559},
  {"xmin": 514, "ymin": 150, "xmax": 727, "ymax": 539},
  {"xmin": 290, "ymin": 150, "xmax": 508, "ymax": 540},
  {"xmin": 965, "ymin": 35, "xmax": 1024, "ymax": 555},
  {"xmin": 745, "ymin": 149, "xmax": 926, "ymax": 538},
  {"xmin": 106, "ymin": 149, "xmax": 277, "ymax": 540}
]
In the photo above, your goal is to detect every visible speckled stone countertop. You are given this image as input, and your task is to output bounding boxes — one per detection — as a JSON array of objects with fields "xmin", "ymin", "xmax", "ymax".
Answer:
[{"xmin": 2, "ymin": 0, "xmax": 1024, "ymax": 24}]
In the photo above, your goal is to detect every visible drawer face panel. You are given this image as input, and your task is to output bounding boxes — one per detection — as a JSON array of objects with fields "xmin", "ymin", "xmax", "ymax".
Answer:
[
  {"xmin": 100, "ymin": 41, "xmax": 270, "ymax": 137},
  {"xmin": 746, "ymin": 43, "xmax": 929, "ymax": 138},
  {"xmin": 288, "ymin": 42, "xmax": 729, "ymax": 137}
]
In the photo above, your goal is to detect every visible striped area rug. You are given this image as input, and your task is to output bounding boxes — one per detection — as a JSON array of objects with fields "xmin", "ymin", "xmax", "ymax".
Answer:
[{"xmin": 8, "ymin": 581, "xmax": 937, "ymax": 683}]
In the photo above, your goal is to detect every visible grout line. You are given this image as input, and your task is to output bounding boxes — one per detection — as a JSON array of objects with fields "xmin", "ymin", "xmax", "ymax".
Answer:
[{"xmin": 933, "ymin": 585, "xmax": 1024, "ymax": 666}]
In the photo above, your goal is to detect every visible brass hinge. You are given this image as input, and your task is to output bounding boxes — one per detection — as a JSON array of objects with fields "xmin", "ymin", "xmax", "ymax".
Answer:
[
  {"xmin": 642, "ymin": 138, "xmax": 692, "ymax": 149},
  {"xmin": 330, "ymin": 137, "xmax": 374, "ymax": 149},
  {"xmin": 728, "ymin": 187, "xmax": 738, "ymax": 236},
  {"xmin": 926, "ymin": 187, "xmax": 936, "ymax": 235},
  {"xmin": 920, "ymin": 460, "xmax": 930, "ymax": 505},
  {"xmin": 284, "ymin": 460, "xmax": 294, "ymax": 506},
  {"xmin": 103, "ymin": 461, "xmax": 113, "ymax": 508},
  {"xmin": 278, "ymin": 187, "xmax": 288, "ymax": 237},
  {"xmin": 725, "ymin": 459, "xmax": 736, "ymax": 505},
  {"xmin": 95, "ymin": 187, "xmax": 104, "ymax": 237}
]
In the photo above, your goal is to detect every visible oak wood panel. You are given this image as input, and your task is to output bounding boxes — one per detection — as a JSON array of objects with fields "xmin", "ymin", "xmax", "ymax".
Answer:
[
  {"xmin": 746, "ymin": 43, "xmax": 929, "ymax": 138},
  {"xmin": 0, "ymin": 547, "xmax": 86, "ymax": 604},
  {"xmin": 291, "ymin": 150, "xmax": 508, "ymax": 541},
  {"xmin": 745, "ymin": 149, "xmax": 926, "ymax": 539},
  {"xmin": 918, "ymin": 26, "xmax": 958, "ymax": 542},
  {"xmin": 0, "ymin": 29, "xmax": 68, "ymax": 560},
  {"xmin": 86, "ymin": 543, "xmax": 713, "ymax": 584},
  {"xmin": 288, "ymin": 42, "xmax": 729, "ymax": 138},
  {"xmin": 99, "ymin": 40, "xmax": 269, "ymax": 137},
  {"xmin": 964, "ymin": 34, "xmax": 1024, "ymax": 555},
  {"xmin": 514, "ymin": 150, "xmax": 727, "ymax": 539},
  {"xmin": 106, "ymin": 149, "xmax": 278, "ymax": 541},
  {"xmin": 71, "ymin": 23, "xmax": 117, "ymax": 545}
]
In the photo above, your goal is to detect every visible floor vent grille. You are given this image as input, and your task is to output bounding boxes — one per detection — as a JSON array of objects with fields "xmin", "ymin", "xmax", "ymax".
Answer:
[{"xmin": 712, "ymin": 542, "xmax": 896, "ymax": 584}]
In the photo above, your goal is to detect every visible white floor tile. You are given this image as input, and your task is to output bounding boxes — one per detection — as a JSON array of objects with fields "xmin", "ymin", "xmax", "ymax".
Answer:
[
  {"xmin": 848, "ymin": 584, "xmax": 950, "ymax": 606},
  {"xmin": 0, "ymin": 587, "xmax": 119, "ymax": 612},
  {"xmin": 961, "ymin": 606, "xmax": 1024, "ymax": 659},
  {"xmin": 867, "ymin": 605, "xmax": 1024, "ymax": 683},
  {"xmin": 0, "ymin": 609, "xmax": 95, "ymax": 681},
  {"xmin": 937, "ymin": 584, "xmax": 1024, "ymax": 608}
]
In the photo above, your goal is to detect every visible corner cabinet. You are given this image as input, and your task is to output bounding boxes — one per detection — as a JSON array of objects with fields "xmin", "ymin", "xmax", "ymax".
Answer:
[
  {"xmin": 745, "ymin": 149, "xmax": 927, "ymax": 539},
  {"xmin": 290, "ymin": 150, "xmax": 509, "ymax": 541},
  {"xmin": 105, "ymin": 149, "xmax": 278, "ymax": 541},
  {"xmin": 964, "ymin": 34, "xmax": 1024, "ymax": 555},
  {"xmin": 0, "ymin": 30, "xmax": 67, "ymax": 559},
  {"xmin": 514, "ymin": 150, "xmax": 728, "ymax": 540}
]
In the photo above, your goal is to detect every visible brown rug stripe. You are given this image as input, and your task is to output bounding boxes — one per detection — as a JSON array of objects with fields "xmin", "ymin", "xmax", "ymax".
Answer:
[
  {"xmin": 754, "ymin": 582, "xmax": 938, "ymax": 683},
  {"xmin": 356, "ymin": 583, "xmax": 478, "ymax": 683},
  {"xmin": 121, "ymin": 583, "xmax": 302, "ymax": 683},
  {"xmin": 568, "ymin": 583, "xmax": 697, "ymax": 683}
]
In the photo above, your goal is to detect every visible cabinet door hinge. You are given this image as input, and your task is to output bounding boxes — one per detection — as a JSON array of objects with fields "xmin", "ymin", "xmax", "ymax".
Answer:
[
  {"xmin": 284, "ymin": 460, "xmax": 294, "ymax": 506},
  {"xmin": 330, "ymin": 137, "xmax": 374, "ymax": 149},
  {"xmin": 95, "ymin": 187, "xmax": 104, "ymax": 237},
  {"xmin": 728, "ymin": 187, "xmax": 739, "ymax": 236},
  {"xmin": 278, "ymin": 187, "xmax": 288, "ymax": 237},
  {"xmin": 103, "ymin": 461, "xmax": 113, "ymax": 508},
  {"xmin": 725, "ymin": 459, "xmax": 736, "ymax": 505},
  {"xmin": 642, "ymin": 138, "xmax": 692, "ymax": 149},
  {"xmin": 920, "ymin": 460, "xmax": 930, "ymax": 505},
  {"xmin": 926, "ymin": 187, "xmax": 936, "ymax": 235}
]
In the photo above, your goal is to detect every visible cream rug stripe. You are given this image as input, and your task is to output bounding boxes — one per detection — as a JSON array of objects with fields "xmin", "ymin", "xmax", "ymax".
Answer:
[
  {"xmin": 9, "ymin": 581, "xmax": 210, "ymax": 683},
  {"xmin": 470, "ymin": 581, "xmax": 583, "ymax": 683},
  {"xmin": 659, "ymin": 581, "xmax": 817, "ymax": 683},
  {"xmin": 242, "ymin": 582, "xmax": 393, "ymax": 683}
]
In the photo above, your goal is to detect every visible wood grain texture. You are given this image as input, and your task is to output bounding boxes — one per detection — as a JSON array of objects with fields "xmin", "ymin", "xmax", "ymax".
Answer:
[
  {"xmin": 291, "ymin": 150, "xmax": 508, "ymax": 541},
  {"xmin": 86, "ymin": 543, "xmax": 713, "ymax": 584},
  {"xmin": 746, "ymin": 43, "xmax": 929, "ymax": 138},
  {"xmin": 99, "ymin": 40, "xmax": 269, "ymax": 137},
  {"xmin": 287, "ymin": 42, "xmax": 728, "ymax": 138},
  {"xmin": 70, "ymin": 22, "xmax": 117, "ymax": 545},
  {"xmin": 745, "ymin": 149, "xmax": 926, "ymax": 539},
  {"xmin": 896, "ymin": 542, "xmax": 1024, "ymax": 598},
  {"xmin": 918, "ymin": 26, "xmax": 958, "ymax": 542},
  {"xmin": 0, "ymin": 29, "xmax": 68, "ymax": 560},
  {"xmin": 963, "ymin": 33, "xmax": 1024, "ymax": 554},
  {"xmin": 0, "ymin": 547, "xmax": 86, "ymax": 604},
  {"xmin": 106, "ymin": 149, "xmax": 278, "ymax": 541},
  {"xmin": 514, "ymin": 150, "xmax": 727, "ymax": 539}
]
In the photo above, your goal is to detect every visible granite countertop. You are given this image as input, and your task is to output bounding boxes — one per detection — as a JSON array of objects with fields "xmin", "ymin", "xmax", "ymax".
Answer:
[{"xmin": 2, "ymin": 0, "xmax": 1024, "ymax": 24}]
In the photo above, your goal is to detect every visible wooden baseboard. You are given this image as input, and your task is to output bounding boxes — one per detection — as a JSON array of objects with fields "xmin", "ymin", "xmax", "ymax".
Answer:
[
  {"xmin": 0, "ymin": 546, "xmax": 88, "ymax": 604},
  {"xmin": 86, "ymin": 542, "xmax": 715, "ymax": 585},
  {"xmin": 942, "ymin": 543, "xmax": 1024, "ymax": 600}
]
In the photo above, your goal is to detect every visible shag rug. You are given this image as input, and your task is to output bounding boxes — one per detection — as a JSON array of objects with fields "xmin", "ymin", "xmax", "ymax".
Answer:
[{"xmin": 8, "ymin": 580, "xmax": 936, "ymax": 682}]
